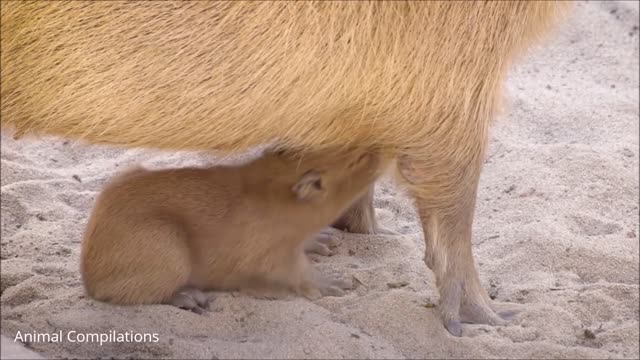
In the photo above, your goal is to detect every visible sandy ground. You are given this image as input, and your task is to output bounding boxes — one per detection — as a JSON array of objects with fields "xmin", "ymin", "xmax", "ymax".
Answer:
[{"xmin": 1, "ymin": 1, "xmax": 638, "ymax": 359}]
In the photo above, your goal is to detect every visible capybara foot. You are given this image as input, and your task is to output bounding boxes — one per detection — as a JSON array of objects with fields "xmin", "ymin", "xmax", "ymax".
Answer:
[
  {"xmin": 336, "ymin": 220, "xmax": 398, "ymax": 236},
  {"xmin": 437, "ymin": 279, "xmax": 505, "ymax": 337},
  {"xmin": 444, "ymin": 319, "xmax": 463, "ymax": 337},
  {"xmin": 333, "ymin": 219, "xmax": 398, "ymax": 236},
  {"xmin": 319, "ymin": 277, "xmax": 353, "ymax": 297},
  {"xmin": 331, "ymin": 184, "xmax": 400, "ymax": 236},
  {"xmin": 443, "ymin": 301, "xmax": 507, "ymax": 337},
  {"xmin": 460, "ymin": 301, "xmax": 505, "ymax": 326},
  {"xmin": 372, "ymin": 223, "xmax": 399, "ymax": 236},
  {"xmin": 300, "ymin": 287, "xmax": 323, "ymax": 301},
  {"xmin": 316, "ymin": 276, "xmax": 354, "ymax": 298},
  {"xmin": 299, "ymin": 275, "xmax": 353, "ymax": 300},
  {"xmin": 490, "ymin": 301, "xmax": 523, "ymax": 321},
  {"xmin": 304, "ymin": 230, "xmax": 338, "ymax": 256},
  {"xmin": 439, "ymin": 295, "xmax": 505, "ymax": 336},
  {"xmin": 167, "ymin": 287, "xmax": 209, "ymax": 314}
]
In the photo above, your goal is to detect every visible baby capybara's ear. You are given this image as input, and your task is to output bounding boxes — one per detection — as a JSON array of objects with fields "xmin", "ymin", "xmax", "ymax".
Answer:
[{"xmin": 292, "ymin": 170, "xmax": 325, "ymax": 201}]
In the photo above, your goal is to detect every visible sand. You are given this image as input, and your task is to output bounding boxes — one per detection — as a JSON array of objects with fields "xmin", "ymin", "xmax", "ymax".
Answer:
[{"xmin": 1, "ymin": 1, "xmax": 638, "ymax": 359}]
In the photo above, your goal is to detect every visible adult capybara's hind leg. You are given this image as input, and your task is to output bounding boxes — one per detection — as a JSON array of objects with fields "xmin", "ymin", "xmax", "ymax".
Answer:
[
  {"xmin": 399, "ymin": 152, "xmax": 511, "ymax": 336},
  {"xmin": 332, "ymin": 185, "xmax": 398, "ymax": 235}
]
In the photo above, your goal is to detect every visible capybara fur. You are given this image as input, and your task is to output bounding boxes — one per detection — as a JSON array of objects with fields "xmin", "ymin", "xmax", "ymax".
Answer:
[
  {"xmin": 1, "ymin": 1, "xmax": 571, "ymax": 336},
  {"xmin": 81, "ymin": 148, "xmax": 389, "ymax": 311}
]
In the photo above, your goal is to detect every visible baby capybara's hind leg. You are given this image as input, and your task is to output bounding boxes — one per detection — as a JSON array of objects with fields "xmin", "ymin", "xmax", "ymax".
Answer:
[
  {"xmin": 167, "ymin": 287, "xmax": 210, "ymax": 314},
  {"xmin": 81, "ymin": 220, "xmax": 192, "ymax": 306},
  {"xmin": 399, "ymin": 152, "xmax": 511, "ymax": 337}
]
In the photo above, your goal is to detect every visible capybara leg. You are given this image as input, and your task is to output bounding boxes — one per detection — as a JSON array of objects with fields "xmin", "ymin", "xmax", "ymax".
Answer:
[
  {"xmin": 167, "ymin": 287, "xmax": 210, "ymax": 314},
  {"xmin": 332, "ymin": 185, "xmax": 398, "ymax": 235},
  {"xmin": 89, "ymin": 270, "xmax": 189, "ymax": 306},
  {"xmin": 399, "ymin": 155, "xmax": 503, "ymax": 337},
  {"xmin": 421, "ymin": 198, "xmax": 503, "ymax": 336},
  {"xmin": 304, "ymin": 230, "xmax": 338, "ymax": 256},
  {"xmin": 81, "ymin": 221, "xmax": 191, "ymax": 305},
  {"xmin": 282, "ymin": 252, "xmax": 352, "ymax": 299}
]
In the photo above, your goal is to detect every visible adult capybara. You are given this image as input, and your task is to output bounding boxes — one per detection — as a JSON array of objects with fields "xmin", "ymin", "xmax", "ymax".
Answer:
[
  {"xmin": 81, "ymin": 148, "xmax": 388, "ymax": 313},
  {"xmin": 0, "ymin": 1, "xmax": 571, "ymax": 336}
]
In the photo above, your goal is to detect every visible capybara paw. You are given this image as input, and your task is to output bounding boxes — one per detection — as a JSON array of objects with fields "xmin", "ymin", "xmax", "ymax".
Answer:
[
  {"xmin": 319, "ymin": 285, "xmax": 345, "ymax": 297},
  {"xmin": 491, "ymin": 301, "xmax": 523, "ymax": 321},
  {"xmin": 373, "ymin": 224, "xmax": 399, "ymax": 236},
  {"xmin": 304, "ymin": 240, "xmax": 333, "ymax": 256},
  {"xmin": 438, "ymin": 303, "xmax": 464, "ymax": 337},
  {"xmin": 330, "ymin": 277, "xmax": 353, "ymax": 290},
  {"xmin": 300, "ymin": 287, "xmax": 323, "ymax": 301},
  {"xmin": 445, "ymin": 319, "xmax": 462, "ymax": 337},
  {"xmin": 168, "ymin": 288, "xmax": 209, "ymax": 314},
  {"xmin": 316, "ymin": 229, "xmax": 339, "ymax": 244},
  {"xmin": 317, "ymin": 277, "xmax": 353, "ymax": 297},
  {"xmin": 439, "ymin": 299, "xmax": 506, "ymax": 336},
  {"xmin": 299, "ymin": 274, "xmax": 352, "ymax": 300},
  {"xmin": 340, "ymin": 222, "xmax": 398, "ymax": 236},
  {"xmin": 460, "ymin": 301, "xmax": 505, "ymax": 326},
  {"xmin": 304, "ymin": 230, "xmax": 338, "ymax": 256}
]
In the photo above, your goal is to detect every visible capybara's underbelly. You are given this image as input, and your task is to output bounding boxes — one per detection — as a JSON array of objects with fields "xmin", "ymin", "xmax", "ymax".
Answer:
[{"xmin": 1, "ymin": 2, "xmax": 569, "ymax": 153}]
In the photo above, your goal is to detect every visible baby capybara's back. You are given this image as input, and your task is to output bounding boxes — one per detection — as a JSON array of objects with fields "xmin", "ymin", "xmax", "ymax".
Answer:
[{"xmin": 80, "ymin": 168, "xmax": 212, "ymax": 305}]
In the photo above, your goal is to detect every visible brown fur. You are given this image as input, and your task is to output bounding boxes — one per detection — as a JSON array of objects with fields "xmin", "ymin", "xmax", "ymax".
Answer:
[
  {"xmin": 81, "ymin": 148, "xmax": 389, "ymax": 307},
  {"xmin": 1, "ymin": 1, "xmax": 571, "ymax": 335}
]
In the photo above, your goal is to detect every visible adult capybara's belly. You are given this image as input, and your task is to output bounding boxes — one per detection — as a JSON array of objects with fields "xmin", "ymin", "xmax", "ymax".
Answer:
[{"xmin": 1, "ymin": 1, "xmax": 570, "ymax": 153}]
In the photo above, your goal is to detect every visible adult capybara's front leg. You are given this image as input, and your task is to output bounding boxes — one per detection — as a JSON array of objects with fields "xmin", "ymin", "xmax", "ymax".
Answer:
[
  {"xmin": 332, "ymin": 185, "xmax": 397, "ymax": 235},
  {"xmin": 399, "ymin": 152, "xmax": 510, "ymax": 337}
]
